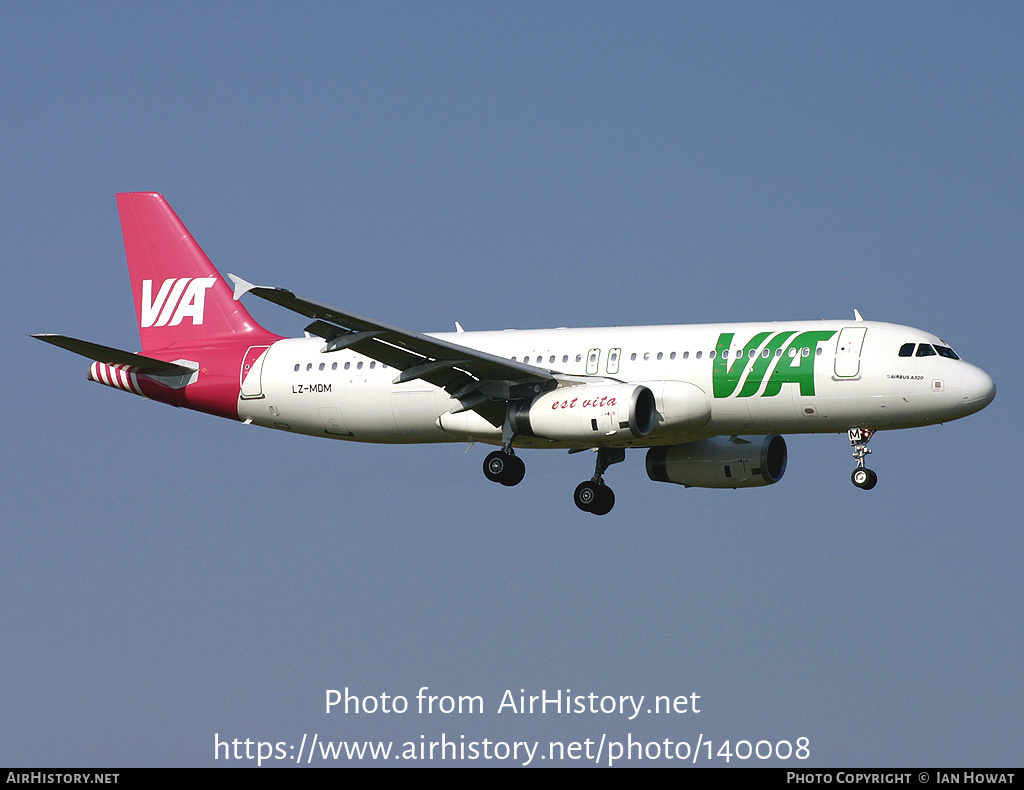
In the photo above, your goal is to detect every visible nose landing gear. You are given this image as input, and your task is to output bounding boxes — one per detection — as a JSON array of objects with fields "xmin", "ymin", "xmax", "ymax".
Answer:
[
  {"xmin": 849, "ymin": 428, "xmax": 877, "ymax": 490},
  {"xmin": 851, "ymin": 466, "xmax": 878, "ymax": 489}
]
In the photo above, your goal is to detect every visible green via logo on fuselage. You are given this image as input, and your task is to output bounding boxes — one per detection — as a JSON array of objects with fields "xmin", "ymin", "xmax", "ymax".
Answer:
[{"xmin": 712, "ymin": 330, "xmax": 837, "ymax": 398}]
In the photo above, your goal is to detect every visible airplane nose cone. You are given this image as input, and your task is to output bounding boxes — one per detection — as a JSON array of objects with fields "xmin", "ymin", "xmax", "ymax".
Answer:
[{"xmin": 961, "ymin": 366, "xmax": 996, "ymax": 410}]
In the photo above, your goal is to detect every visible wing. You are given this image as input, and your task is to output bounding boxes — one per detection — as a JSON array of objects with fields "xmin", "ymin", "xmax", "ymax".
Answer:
[{"xmin": 228, "ymin": 275, "xmax": 556, "ymax": 426}]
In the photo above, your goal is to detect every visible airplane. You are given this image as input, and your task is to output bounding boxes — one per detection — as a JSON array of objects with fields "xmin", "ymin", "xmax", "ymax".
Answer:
[{"xmin": 35, "ymin": 192, "xmax": 996, "ymax": 515}]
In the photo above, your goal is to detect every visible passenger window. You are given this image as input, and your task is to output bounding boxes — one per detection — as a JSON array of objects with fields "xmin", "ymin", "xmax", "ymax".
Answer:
[
  {"xmin": 357, "ymin": 361, "xmax": 363, "ymax": 369},
  {"xmin": 306, "ymin": 363, "xmax": 312, "ymax": 371},
  {"xmin": 369, "ymin": 361, "xmax": 375, "ymax": 368},
  {"xmin": 344, "ymin": 362, "xmax": 351, "ymax": 370},
  {"xmin": 332, "ymin": 362, "xmax": 338, "ymax": 371},
  {"xmin": 916, "ymin": 344, "xmax": 936, "ymax": 357},
  {"xmin": 670, "ymin": 352, "xmax": 676, "ymax": 360},
  {"xmin": 898, "ymin": 343, "xmax": 915, "ymax": 357},
  {"xmin": 293, "ymin": 364, "xmax": 300, "ymax": 372},
  {"xmin": 696, "ymin": 351, "xmax": 702, "ymax": 359}
]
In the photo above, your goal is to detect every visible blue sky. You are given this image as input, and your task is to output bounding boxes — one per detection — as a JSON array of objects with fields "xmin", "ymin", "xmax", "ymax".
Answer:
[{"xmin": 3, "ymin": 3, "xmax": 1021, "ymax": 766}]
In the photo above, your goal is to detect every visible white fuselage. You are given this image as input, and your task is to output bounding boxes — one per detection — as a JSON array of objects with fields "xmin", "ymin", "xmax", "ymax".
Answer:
[{"xmin": 236, "ymin": 319, "xmax": 995, "ymax": 449}]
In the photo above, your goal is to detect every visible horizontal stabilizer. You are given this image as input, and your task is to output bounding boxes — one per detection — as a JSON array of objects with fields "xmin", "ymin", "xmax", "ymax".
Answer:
[{"xmin": 32, "ymin": 334, "xmax": 196, "ymax": 375}]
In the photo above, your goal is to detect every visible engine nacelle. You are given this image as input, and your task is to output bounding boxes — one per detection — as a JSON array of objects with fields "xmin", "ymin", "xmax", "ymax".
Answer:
[
  {"xmin": 646, "ymin": 435, "xmax": 787, "ymax": 488},
  {"xmin": 514, "ymin": 383, "xmax": 656, "ymax": 442},
  {"xmin": 639, "ymin": 380, "xmax": 712, "ymax": 435}
]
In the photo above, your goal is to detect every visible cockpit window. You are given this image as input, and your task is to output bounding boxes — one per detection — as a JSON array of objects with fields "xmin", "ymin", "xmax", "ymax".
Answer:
[
  {"xmin": 934, "ymin": 345, "xmax": 960, "ymax": 360},
  {"xmin": 898, "ymin": 343, "xmax": 915, "ymax": 357},
  {"xmin": 916, "ymin": 344, "xmax": 936, "ymax": 357}
]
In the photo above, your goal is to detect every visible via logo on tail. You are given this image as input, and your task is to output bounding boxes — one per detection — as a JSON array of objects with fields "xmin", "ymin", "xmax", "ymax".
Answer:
[{"xmin": 140, "ymin": 277, "xmax": 217, "ymax": 328}]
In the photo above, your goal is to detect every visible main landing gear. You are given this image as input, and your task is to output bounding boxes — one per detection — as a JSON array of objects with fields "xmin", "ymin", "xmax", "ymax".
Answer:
[
  {"xmin": 848, "ymin": 428, "xmax": 878, "ymax": 490},
  {"xmin": 481, "ymin": 445, "xmax": 624, "ymax": 515},
  {"xmin": 483, "ymin": 412, "xmax": 527, "ymax": 487},
  {"xmin": 483, "ymin": 448, "xmax": 525, "ymax": 487},
  {"xmin": 574, "ymin": 448, "xmax": 625, "ymax": 516}
]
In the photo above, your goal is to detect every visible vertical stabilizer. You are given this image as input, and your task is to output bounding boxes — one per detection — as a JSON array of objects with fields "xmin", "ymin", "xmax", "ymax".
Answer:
[{"xmin": 117, "ymin": 192, "xmax": 277, "ymax": 352}]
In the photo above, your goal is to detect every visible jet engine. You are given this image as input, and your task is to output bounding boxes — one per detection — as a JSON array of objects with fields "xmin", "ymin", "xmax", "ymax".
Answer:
[
  {"xmin": 513, "ymin": 383, "xmax": 656, "ymax": 442},
  {"xmin": 646, "ymin": 435, "xmax": 787, "ymax": 488}
]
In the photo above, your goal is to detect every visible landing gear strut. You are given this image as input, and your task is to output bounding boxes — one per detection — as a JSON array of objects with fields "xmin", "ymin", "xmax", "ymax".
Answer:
[
  {"xmin": 848, "ymin": 428, "xmax": 878, "ymax": 490},
  {"xmin": 483, "ymin": 448, "xmax": 525, "ymax": 487},
  {"xmin": 574, "ymin": 448, "xmax": 625, "ymax": 515}
]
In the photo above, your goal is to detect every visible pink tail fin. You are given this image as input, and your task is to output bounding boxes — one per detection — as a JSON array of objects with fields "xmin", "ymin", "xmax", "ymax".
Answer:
[{"xmin": 117, "ymin": 193, "xmax": 277, "ymax": 352}]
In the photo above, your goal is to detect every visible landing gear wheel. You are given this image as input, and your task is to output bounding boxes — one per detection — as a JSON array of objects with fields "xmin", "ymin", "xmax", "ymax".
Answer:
[
  {"xmin": 851, "ymin": 467, "xmax": 877, "ymax": 490},
  {"xmin": 590, "ymin": 485, "xmax": 615, "ymax": 516},
  {"xmin": 483, "ymin": 451, "xmax": 506, "ymax": 483},
  {"xmin": 574, "ymin": 481, "xmax": 597, "ymax": 512},
  {"xmin": 574, "ymin": 481, "xmax": 615, "ymax": 515},
  {"xmin": 483, "ymin": 451, "xmax": 525, "ymax": 486},
  {"xmin": 502, "ymin": 454, "xmax": 525, "ymax": 486}
]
